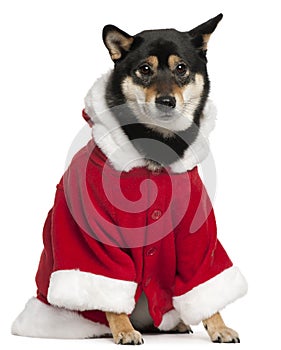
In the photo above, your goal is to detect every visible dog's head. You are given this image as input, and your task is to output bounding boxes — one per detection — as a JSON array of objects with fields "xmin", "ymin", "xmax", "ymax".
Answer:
[{"xmin": 102, "ymin": 14, "xmax": 222, "ymax": 133}]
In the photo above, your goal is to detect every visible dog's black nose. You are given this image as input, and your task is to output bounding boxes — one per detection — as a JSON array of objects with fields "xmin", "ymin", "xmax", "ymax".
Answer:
[{"xmin": 155, "ymin": 96, "xmax": 176, "ymax": 112}]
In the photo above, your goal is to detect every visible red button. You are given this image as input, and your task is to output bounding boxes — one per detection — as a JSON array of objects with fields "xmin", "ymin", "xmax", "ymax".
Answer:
[
  {"xmin": 151, "ymin": 209, "xmax": 162, "ymax": 220},
  {"xmin": 146, "ymin": 247, "xmax": 157, "ymax": 256}
]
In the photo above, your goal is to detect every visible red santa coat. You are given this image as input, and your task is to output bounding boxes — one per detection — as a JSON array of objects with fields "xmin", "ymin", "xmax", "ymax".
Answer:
[
  {"xmin": 35, "ymin": 136, "xmax": 247, "ymax": 330},
  {"xmin": 11, "ymin": 73, "xmax": 247, "ymax": 338}
]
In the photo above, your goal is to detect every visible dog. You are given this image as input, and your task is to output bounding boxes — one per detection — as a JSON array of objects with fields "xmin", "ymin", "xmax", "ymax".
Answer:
[{"xmin": 12, "ymin": 14, "xmax": 247, "ymax": 344}]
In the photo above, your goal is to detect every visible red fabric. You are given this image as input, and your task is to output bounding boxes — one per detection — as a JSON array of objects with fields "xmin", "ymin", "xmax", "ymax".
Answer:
[
  {"xmin": 82, "ymin": 109, "xmax": 94, "ymax": 127},
  {"xmin": 35, "ymin": 136, "xmax": 233, "ymax": 328}
]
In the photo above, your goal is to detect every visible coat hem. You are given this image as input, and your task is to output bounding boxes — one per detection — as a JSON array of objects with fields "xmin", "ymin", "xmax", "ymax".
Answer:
[{"xmin": 11, "ymin": 297, "xmax": 111, "ymax": 339}]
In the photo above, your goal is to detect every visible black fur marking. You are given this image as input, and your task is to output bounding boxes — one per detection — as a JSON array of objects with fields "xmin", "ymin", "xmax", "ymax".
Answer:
[{"xmin": 124, "ymin": 122, "xmax": 199, "ymax": 166}]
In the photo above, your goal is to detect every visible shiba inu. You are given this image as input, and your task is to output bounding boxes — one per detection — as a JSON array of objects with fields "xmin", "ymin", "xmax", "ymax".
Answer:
[
  {"xmin": 103, "ymin": 15, "xmax": 218, "ymax": 172},
  {"xmin": 12, "ymin": 14, "xmax": 247, "ymax": 345}
]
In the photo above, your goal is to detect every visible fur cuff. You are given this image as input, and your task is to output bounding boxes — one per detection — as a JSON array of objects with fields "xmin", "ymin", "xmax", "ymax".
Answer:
[
  {"xmin": 173, "ymin": 266, "xmax": 248, "ymax": 325},
  {"xmin": 47, "ymin": 269, "xmax": 137, "ymax": 314}
]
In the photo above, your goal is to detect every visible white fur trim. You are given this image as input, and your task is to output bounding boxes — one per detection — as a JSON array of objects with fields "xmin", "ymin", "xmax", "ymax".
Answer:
[
  {"xmin": 85, "ymin": 71, "xmax": 146, "ymax": 172},
  {"xmin": 173, "ymin": 266, "xmax": 248, "ymax": 325},
  {"xmin": 169, "ymin": 100, "xmax": 217, "ymax": 173},
  {"xmin": 158, "ymin": 309, "xmax": 181, "ymax": 331},
  {"xmin": 47, "ymin": 269, "xmax": 137, "ymax": 314},
  {"xmin": 11, "ymin": 297, "xmax": 110, "ymax": 339},
  {"xmin": 84, "ymin": 72, "xmax": 217, "ymax": 173}
]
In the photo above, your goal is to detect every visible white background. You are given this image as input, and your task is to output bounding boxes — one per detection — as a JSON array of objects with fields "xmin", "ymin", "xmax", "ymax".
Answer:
[{"xmin": 1, "ymin": 0, "xmax": 280, "ymax": 348}]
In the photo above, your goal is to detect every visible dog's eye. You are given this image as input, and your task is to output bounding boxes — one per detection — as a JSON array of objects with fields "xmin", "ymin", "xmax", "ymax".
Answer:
[
  {"xmin": 176, "ymin": 63, "xmax": 187, "ymax": 75},
  {"xmin": 138, "ymin": 64, "xmax": 152, "ymax": 76}
]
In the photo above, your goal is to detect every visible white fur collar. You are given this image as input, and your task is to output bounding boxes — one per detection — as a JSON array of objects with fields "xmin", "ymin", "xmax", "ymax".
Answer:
[{"xmin": 84, "ymin": 71, "xmax": 217, "ymax": 173}]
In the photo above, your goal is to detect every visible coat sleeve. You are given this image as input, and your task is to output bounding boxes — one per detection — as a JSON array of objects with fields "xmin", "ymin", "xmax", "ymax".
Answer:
[
  {"xmin": 172, "ymin": 170, "xmax": 247, "ymax": 325},
  {"xmin": 37, "ymin": 148, "xmax": 138, "ymax": 315}
]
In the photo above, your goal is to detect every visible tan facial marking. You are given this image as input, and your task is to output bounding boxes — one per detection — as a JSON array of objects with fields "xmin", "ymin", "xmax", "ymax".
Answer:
[
  {"xmin": 144, "ymin": 84, "xmax": 157, "ymax": 103},
  {"xmin": 168, "ymin": 54, "xmax": 189, "ymax": 78},
  {"xmin": 146, "ymin": 56, "xmax": 158, "ymax": 70},
  {"xmin": 168, "ymin": 54, "xmax": 182, "ymax": 70},
  {"xmin": 171, "ymin": 83, "xmax": 184, "ymax": 105}
]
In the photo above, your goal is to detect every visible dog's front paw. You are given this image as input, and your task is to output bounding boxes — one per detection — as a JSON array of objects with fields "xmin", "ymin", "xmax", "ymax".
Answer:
[
  {"xmin": 207, "ymin": 327, "xmax": 240, "ymax": 343},
  {"xmin": 115, "ymin": 330, "xmax": 144, "ymax": 345}
]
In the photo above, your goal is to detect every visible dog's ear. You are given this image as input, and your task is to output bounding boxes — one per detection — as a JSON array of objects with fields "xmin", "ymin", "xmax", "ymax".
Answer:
[
  {"xmin": 103, "ymin": 25, "xmax": 134, "ymax": 62},
  {"xmin": 188, "ymin": 14, "xmax": 223, "ymax": 53}
]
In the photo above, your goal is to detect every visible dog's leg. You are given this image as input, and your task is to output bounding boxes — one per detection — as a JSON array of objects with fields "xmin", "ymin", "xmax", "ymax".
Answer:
[
  {"xmin": 202, "ymin": 312, "xmax": 240, "ymax": 343},
  {"xmin": 106, "ymin": 312, "xmax": 144, "ymax": 345}
]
